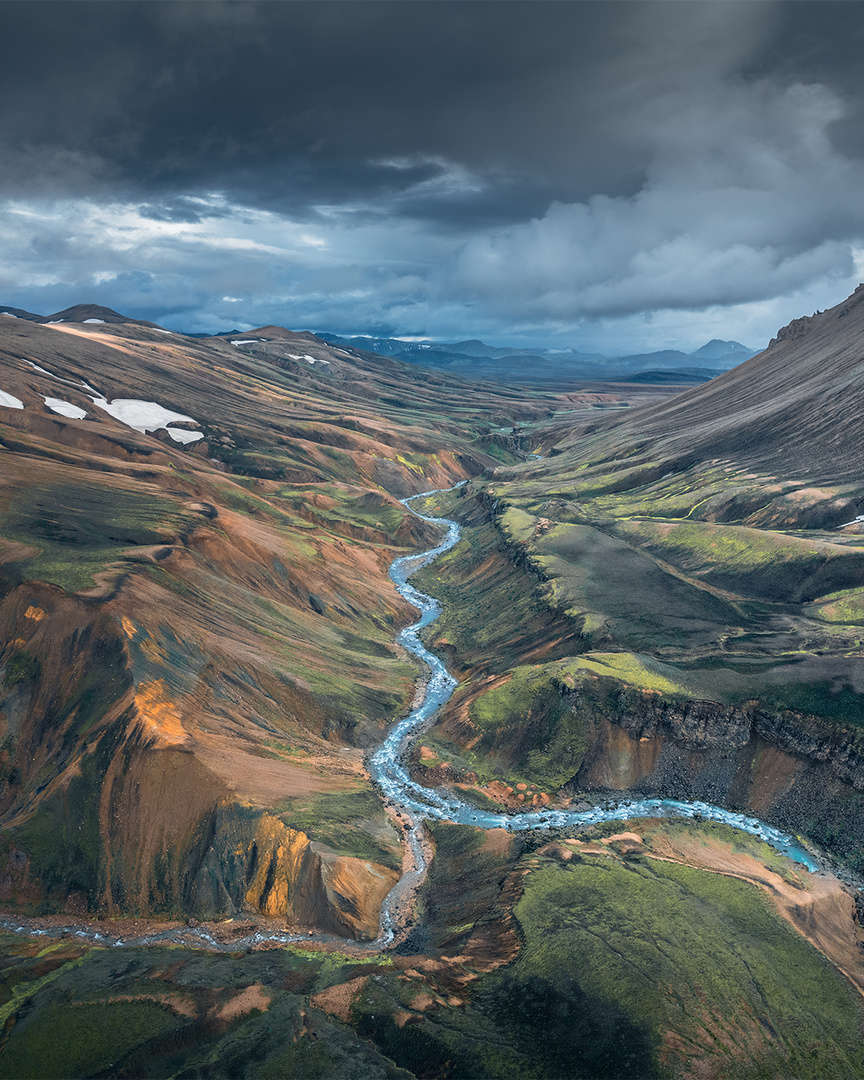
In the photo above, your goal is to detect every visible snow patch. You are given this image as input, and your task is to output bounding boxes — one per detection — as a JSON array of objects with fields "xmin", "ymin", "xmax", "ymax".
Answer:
[
  {"xmin": 23, "ymin": 360, "xmax": 56, "ymax": 377},
  {"xmin": 1, "ymin": 312, "xmax": 18, "ymax": 318},
  {"xmin": 151, "ymin": 328, "xmax": 175, "ymax": 334},
  {"xmin": 43, "ymin": 397, "xmax": 88, "ymax": 419},
  {"xmin": 90, "ymin": 396, "xmax": 197, "ymax": 434},
  {"xmin": 167, "ymin": 428, "xmax": 204, "ymax": 444},
  {"xmin": 287, "ymin": 353, "xmax": 329, "ymax": 365},
  {"xmin": 83, "ymin": 318, "xmax": 105, "ymax": 324},
  {"xmin": 231, "ymin": 339, "xmax": 261, "ymax": 345},
  {"xmin": 0, "ymin": 390, "xmax": 24, "ymax": 409}
]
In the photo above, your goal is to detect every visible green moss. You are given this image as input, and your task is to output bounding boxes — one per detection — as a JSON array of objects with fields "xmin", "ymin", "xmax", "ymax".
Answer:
[
  {"xmin": 809, "ymin": 586, "xmax": 864, "ymax": 624},
  {"xmin": 0, "ymin": 483, "xmax": 192, "ymax": 592},
  {"xmin": 555, "ymin": 651, "xmax": 692, "ymax": 697},
  {"xmin": 1, "ymin": 650, "xmax": 40, "ymax": 688},
  {"xmin": 0, "ymin": 997, "xmax": 184, "ymax": 1079},
  {"xmin": 413, "ymin": 515, "xmax": 582, "ymax": 676},
  {"xmin": 530, "ymin": 522, "xmax": 740, "ymax": 651},
  {"xmin": 756, "ymin": 680, "xmax": 864, "ymax": 729},
  {"xmin": 467, "ymin": 665, "xmax": 590, "ymax": 789},
  {"xmin": 277, "ymin": 787, "xmax": 400, "ymax": 870},
  {"xmin": 0, "ymin": 940, "xmax": 407, "ymax": 1078},
  {"xmin": 500, "ymin": 855, "xmax": 864, "ymax": 1078},
  {"xmin": 615, "ymin": 518, "xmax": 864, "ymax": 604},
  {"xmin": 498, "ymin": 506, "xmax": 536, "ymax": 544}
]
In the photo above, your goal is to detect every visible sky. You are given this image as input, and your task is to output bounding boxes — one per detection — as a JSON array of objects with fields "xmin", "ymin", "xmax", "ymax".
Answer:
[{"xmin": 3, "ymin": 0, "xmax": 864, "ymax": 353}]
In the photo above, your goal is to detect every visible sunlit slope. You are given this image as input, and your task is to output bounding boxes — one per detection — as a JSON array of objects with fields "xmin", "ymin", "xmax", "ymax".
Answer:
[{"xmin": 0, "ymin": 312, "xmax": 562, "ymax": 927}]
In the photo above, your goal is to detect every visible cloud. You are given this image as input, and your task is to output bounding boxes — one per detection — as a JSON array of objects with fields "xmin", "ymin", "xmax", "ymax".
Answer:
[
  {"xmin": 448, "ymin": 80, "xmax": 864, "ymax": 324},
  {"xmin": 3, "ymin": 2, "xmax": 864, "ymax": 351}
]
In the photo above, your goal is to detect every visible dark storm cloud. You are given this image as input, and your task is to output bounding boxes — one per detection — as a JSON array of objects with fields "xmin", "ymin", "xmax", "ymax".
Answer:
[
  {"xmin": 0, "ymin": 1, "xmax": 735, "ymax": 214},
  {"xmin": 3, "ymin": 1, "xmax": 864, "ymax": 349}
]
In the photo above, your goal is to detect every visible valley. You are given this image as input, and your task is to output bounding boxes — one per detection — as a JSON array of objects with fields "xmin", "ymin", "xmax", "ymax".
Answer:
[{"xmin": 1, "ymin": 298, "xmax": 864, "ymax": 1077}]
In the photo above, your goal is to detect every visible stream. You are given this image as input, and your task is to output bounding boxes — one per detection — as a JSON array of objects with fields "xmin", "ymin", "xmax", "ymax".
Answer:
[{"xmin": 0, "ymin": 484, "xmax": 823, "ymax": 955}]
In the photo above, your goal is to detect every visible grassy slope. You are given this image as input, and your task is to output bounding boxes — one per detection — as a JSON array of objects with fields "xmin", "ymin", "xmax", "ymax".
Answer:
[
  {"xmin": 0, "ymin": 935, "xmax": 405, "ymax": 1080},
  {"xmin": 482, "ymin": 463, "xmax": 864, "ymax": 728},
  {"xmin": 347, "ymin": 820, "xmax": 864, "ymax": 1080},
  {"xmin": 504, "ymin": 851, "xmax": 864, "ymax": 1079}
]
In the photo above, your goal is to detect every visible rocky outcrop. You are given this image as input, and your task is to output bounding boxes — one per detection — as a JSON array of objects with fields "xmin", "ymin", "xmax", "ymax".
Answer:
[
  {"xmin": 601, "ymin": 689, "xmax": 864, "ymax": 790},
  {"xmin": 565, "ymin": 684, "xmax": 864, "ymax": 872}
]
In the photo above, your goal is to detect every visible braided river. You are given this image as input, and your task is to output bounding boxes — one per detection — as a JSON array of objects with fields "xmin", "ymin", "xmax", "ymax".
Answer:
[{"xmin": 370, "ymin": 486, "xmax": 820, "ymax": 942}]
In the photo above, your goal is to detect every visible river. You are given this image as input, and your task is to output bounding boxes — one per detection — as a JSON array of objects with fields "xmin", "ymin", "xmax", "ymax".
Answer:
[
  {"xmin": 0, "ymin": 483, "xmax": 822, "ymax": 954},
  {"xmin": 371, "ymin": 483, "xmax": 820, "ymax": 946}
]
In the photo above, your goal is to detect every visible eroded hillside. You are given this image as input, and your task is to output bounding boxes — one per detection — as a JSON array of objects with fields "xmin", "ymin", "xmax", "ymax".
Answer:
[{"xmin": 0, "ymin": 311, "xmax": 570, "ymax": 929}]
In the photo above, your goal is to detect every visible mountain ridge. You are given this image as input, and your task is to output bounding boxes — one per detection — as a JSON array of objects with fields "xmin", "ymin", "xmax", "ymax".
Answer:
[{"xmin": 1, "ymin": 305, "xmax": 756, "ymax": 384}]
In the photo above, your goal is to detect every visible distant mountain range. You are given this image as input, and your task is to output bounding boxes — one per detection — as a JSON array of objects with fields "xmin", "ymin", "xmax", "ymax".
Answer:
[
  {"xmin": 0, "ymin": 302, "xmax": 758, "ymax": 385},
  {"xmin": 315, "ymin": 332, "xmax": 758, "ymax": 384}
]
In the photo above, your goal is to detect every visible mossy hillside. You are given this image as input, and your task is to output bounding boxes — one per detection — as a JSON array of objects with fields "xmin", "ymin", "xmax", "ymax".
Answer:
[
  {"xmin": 493, "ymin": 445, "xmax": 861, "ymax": 530},
  {"xmin": 412, "ymin": 515, "xmax": 583, "ymax": 676},
  {"xmin": 809, "ymin": 584, "xmax": 864, "ymax": 624},
  {"xmin": 487, "ymin": 500, "xmax": 864, "ymax": 728},
  {"xmin": 0, "ymin": 482, "xmax": 194, "ymax": 593},
  {"xmin": 0, "ymin": 997, "xmax": 185, "ymax": 1079},
  {"xmin": 467, "ymin": 666, "xmax": 590, "ymax": 790},
  {"xmin": 353, "ymin": 820, "xmax": 657, "ymax": 1080},
  {"xmin": 274, "ymin": 483, "xmax": 420, "ymax": 544},
  {"xmin": 8, "ymin": 716, "xmax": 128, "ymax": 913},
  {"xmin": 0, "ymin": 938, "xmax": 407, "ymax": 1080},
  {"xmin": 457, "ymin": 655, "xmax": 692, "ymax": 790},
  {"xmin": 417, "ymin": 821, "xmax": 519, "ymax": 952},
  {"xmin": 615, "ymin": 518, "xmax": 864, "ymax": 603},
  {"xmin": 467, "ymin": 647, "xmax": 864, "ymax": 785},
  {"xmin": 0, "ymin": 649, "xmax": 40, "ymax": 689},
  {"xmin": 276, "ymin": 786, "xmax": 402, "ymax": 871},
  {"xmin": 275, "ymin": 627, "xmax": 416, "ymax": 739},
  {"xmin": 554, "ymin": 652, "xmax": 693, "ymax": 697},
  {"xmin": 529, "ymin": 522, "xmax": 741, "ymax": 651},
  {"xmin": 172, "ymin": 546, "xmax": 417, "ymax": 737},
  {"xmin": 502, "ymin": 853, "xmax": 864, "ymax": 1080},
  {"xmin": 498, "ymin": 506, "xmax": 536, "ymax": 545}
]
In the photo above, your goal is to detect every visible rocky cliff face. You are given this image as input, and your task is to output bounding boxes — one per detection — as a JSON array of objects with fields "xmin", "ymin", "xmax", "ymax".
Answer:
[{"xmin": 569, "ymin": 683, "xmax": 864, "ymax": 872}]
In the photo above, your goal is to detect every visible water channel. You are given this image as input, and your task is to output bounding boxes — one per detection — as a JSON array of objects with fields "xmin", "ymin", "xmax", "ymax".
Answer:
[
  {"xmin": 372, "ymin": 482, "xmax": 820, "ymax": 929},
  {"xmin": 0, "ymin": 483, "xmax": 823, "ymax": 954}
]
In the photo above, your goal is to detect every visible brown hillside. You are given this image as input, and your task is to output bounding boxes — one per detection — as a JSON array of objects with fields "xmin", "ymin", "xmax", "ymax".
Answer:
[{"xmin": 0, "ymin": 309, "xmax": 566, "ymax": 931}]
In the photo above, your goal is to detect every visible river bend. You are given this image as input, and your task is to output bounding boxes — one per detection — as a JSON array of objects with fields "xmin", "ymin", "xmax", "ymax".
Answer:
[{"xmin": 370, "ymin": 483, "xmax": 820, "ymax": 930}]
